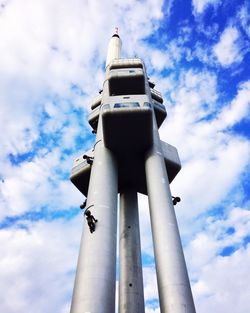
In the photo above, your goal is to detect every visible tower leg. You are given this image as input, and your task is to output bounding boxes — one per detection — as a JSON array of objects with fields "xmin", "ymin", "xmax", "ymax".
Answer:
[
  {"xmin": 145, "ymin": 115, "xmax": 196, "ymax": 313},
  {"xmin": 119, "ymin": 190, "xmax": 145, "ymax": 313},
  {"xmin": 70, "ymin": 117, "xmax": 118, "ymax": 313}
]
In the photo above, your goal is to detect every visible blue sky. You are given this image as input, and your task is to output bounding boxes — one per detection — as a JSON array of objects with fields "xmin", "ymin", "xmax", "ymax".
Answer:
[{"xmin": 0, "ymin": 0, "xmax": 249, "ymax": 312}]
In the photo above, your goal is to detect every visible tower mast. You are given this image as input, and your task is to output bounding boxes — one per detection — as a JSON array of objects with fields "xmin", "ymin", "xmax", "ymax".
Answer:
[{"xmin": 70, "ymin": 31, "xmax": 196, "ymax": 313}]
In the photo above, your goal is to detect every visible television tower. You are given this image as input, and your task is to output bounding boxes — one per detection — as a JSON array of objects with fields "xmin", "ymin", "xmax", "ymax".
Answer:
[{"xmin": 70, "ymin": 31, "xmax": 196, "ymax": 313}]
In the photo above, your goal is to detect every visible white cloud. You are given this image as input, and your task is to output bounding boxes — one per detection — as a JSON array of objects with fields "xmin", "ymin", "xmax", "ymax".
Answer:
[
  {"xmin": 215, "ymin": 80, "xmax": 250, "ymax": 129},
  {"xmin": 150, "ymin": 50, "xmax": 172, "ymax": 71},
  {"xmin": 145, "ymin": 28, "xmax": 193, "ymax": 71},
  {"xmin": 0, "ymin": 217, "xmax": 82, "ymax": 313},
  {"xmin": 186, "ymin": 207, "xmax": 250, "ymax": 313},
  {"xmin": 0, "ymin": 149, "xmax": 83, "ymax": 218},
  {"xmin": 145, "ymin": 308, "xmax": 160, "ymax": 313},
  {"xmin": 160, "ymin": 72, "xmax": 250, "ymax": 232},
  {"xmin": 161, "ymin": 69, "xmax": 218, "ymax": 144},
  {"xmin": 192, "ymin": 0, "xmax": 221, "ymax": 14},
  {"xmin": 238, "ymin": 3, "xmax": 250, "ymax": 38},
  {"xmin": 143, "ymin": 266, "xmax": 159, "ymax": 302},
  {"xmin": 213, "ymin": 26, "xmax": 243, "ymax": 67},
  {"xmin": 139, "ymin": 194, "xmax": 154, "ymax": 256},
  {"xmin": 194, "ymin": 245, "xmax": 250, "ymax": 313}
]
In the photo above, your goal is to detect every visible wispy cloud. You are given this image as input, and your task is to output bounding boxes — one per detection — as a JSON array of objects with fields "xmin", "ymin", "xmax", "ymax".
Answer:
[
  {"xmin": 189, "ymin": 207, "xmax": 250, "ymax": 312},
  {"xmin": 192, "ymin": 0, "xmax": 221, "ymax": 14},
  {"xmin": 213, "ymin": 26, "xmax": 243, "ymax": 67},
  {"xmin": 237, "ymin": 2, "xmax": 250, "ymax": 38},
  {"xmin": 0, "ymin": 217, "xmax": 82, "ymax": 313}
]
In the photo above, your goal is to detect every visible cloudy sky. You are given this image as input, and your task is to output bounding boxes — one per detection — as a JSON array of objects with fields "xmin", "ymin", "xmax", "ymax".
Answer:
[{"xmin": 0, "ymin": 0, "xmax": 250, "ymax": 312}]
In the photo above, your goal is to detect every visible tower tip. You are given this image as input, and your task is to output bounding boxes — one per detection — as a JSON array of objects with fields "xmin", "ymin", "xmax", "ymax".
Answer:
[
  {"xmin": 112, "ymin": 27, "xmax": 120, "ymax": 38},
  {"xmin": 106, "ymin": 27, "xmax": 122, "ymax": 67}
]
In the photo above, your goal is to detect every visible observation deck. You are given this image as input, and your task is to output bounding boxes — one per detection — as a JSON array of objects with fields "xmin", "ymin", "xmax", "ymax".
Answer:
[{"xmin": 70, "ymin": 141, "xmax": 181, "ymax": 196}]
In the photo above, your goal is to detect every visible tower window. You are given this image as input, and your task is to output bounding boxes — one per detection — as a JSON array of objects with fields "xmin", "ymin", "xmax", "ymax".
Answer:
[
  {"xmin": 114, "ymin": 102, "xmax": 140, "ymax": 108},
  {"xmin": 109, "ymin": 76, "xmax": 145, "ymax": 96}
]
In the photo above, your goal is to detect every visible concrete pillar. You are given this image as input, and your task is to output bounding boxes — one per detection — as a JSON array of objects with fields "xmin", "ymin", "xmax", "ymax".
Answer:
[
  {"xmin": 145, "ymin": 115, "xmax": 196, "ymax": 313},
  {"xmin": 119, "ymin": 190, "xmax": 145, "ymax": 313},
  {"xmin": 70, "ymin": 116, "xmax": 118, "ymax": 313}
]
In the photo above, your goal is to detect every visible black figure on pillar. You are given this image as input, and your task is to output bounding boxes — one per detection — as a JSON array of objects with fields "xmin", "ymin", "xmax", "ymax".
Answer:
[
  {"xmin": 83, "ymin": 154, "xmax": 94, "ymax": 165},
  {"xmin": 172, "ymin": 196, "xmax": 181, "ymax": 206},
  {"xmin": 85, "ymin": 210, "xmax": 98, "ymax": 233}
]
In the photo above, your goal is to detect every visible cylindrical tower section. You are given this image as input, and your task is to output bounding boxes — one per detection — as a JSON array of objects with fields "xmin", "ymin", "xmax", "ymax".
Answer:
[
  {"xmin": 70, "ymin": 116, "xmax": 118, "ymax": 313},
  {"xmin": 119, "ymin": 190, "xmax": 145, "ymax": 313},
  {"xmin": 145, "ymin": 115, "xmax": 196, "ymax": 313},
  {"xmin": 106, "ymin": 33, "xmax": 122, "ymax": 67}
]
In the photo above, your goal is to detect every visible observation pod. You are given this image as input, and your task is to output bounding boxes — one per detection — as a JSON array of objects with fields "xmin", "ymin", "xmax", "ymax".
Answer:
[
  {"xmin": 102, "ymin": 58, "xmax": 154, "ymax": 154},
  {"xmin": 70, "ymin": 149, "xmax": 94, "ymax": 197},
  {"xmin": 70, "ymin": 141, "xmax": 181, "ymax": 196}
]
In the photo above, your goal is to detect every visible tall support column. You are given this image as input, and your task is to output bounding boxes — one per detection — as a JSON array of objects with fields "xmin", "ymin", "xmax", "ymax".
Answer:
[
  {"xmin": 145, "ymin": 115, "xmax": 196, "ymax": 313},
  {"xmin": 70, "ymin": 116, "xmax": 118, "ymax": 313},
  {"xmin": 119, "ymin": 190, "xmax": 145, "ymax": 313}
]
